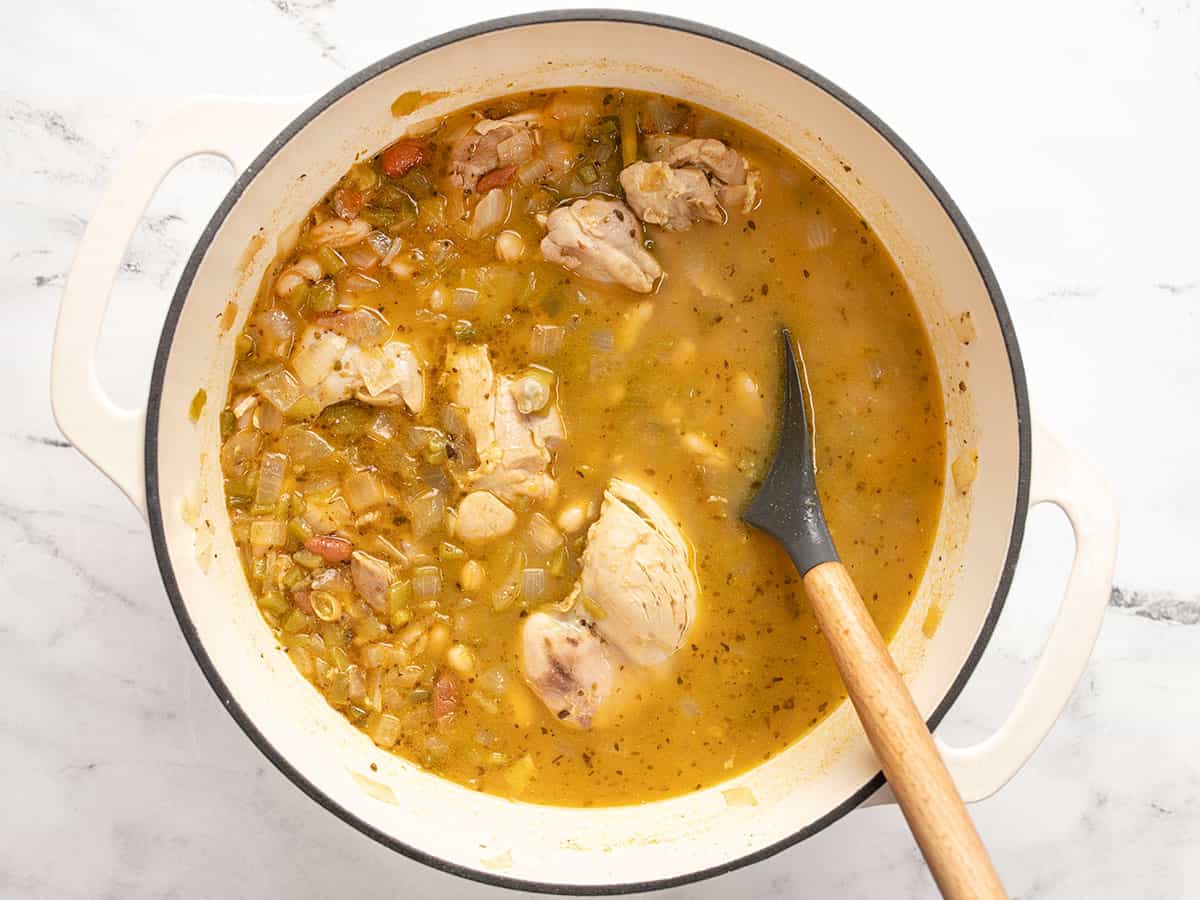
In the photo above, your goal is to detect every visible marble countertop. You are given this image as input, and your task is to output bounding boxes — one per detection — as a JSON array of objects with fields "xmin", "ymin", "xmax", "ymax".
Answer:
[{"xmin": 5, "ymin": 0, "xmax": 1197, "ymax": 897}]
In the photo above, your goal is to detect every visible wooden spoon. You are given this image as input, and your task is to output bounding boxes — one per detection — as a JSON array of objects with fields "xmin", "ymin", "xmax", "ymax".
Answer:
[{"xmin": 742, "ymin": 329, "xmax": 1007, "ymax": 900}]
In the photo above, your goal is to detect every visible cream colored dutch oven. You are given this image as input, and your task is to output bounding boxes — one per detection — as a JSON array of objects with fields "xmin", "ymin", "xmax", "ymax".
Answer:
[{"xmin": 50, "ymin": 12, "xmax": 1119, "ymax": 894}]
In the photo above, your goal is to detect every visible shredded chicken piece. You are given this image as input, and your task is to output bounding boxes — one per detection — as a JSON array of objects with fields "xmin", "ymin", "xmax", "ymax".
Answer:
[
  {"xmin": 621, "ymin": 136, "xmax": 760, "ymax": 227},
  {"xmin": 351, "ymin": 551, "xmax": 392, "ymax": 612},
  {"xmin": 575, "ymin": 479, "xmax": 697, "ymax": 665},
  {"xmin": 290, "ymin": 326, "xmax": 424, "ymax": 414},
  {"xmin": 539, "ymin": 197, "xmax": 662, "ymax": 293},
  {"xmin": 521, "ymin": 612, "xmax": 615, "ymax": 730},
  {"xmin": 450, "ymin": 116, "xmax": 535, "ymax": 194},
  {"xmin": 619, "ymin": 161, "xmax": 722, "ymax": 231},
  {"xmin": 445, "ymin": 344, "xmax": 562, "ymax": 504},
  {"xmin": 665, "ymin": 138, "xmax": 747, "ymax": 186},
  {"xmin": 521, "ymin": 478, "xmax": 698, "ymax": 727}
]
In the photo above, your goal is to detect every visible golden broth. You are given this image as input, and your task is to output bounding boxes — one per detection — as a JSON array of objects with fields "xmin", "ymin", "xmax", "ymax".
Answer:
[{"xmin": 219, "ymin": 88, "xmax": 945, "ymax": 806}]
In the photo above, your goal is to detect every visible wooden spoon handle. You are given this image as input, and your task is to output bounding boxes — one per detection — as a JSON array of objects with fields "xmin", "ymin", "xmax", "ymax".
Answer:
[{"xmin": 803, "ymin": 561, "xmax": 1007, "ymax": 900}]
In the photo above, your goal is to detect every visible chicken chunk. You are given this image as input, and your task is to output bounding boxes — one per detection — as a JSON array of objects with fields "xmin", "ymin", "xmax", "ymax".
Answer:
[
  {"xmin": 445, "ymin": 345, "xmax": 562, "ymax": 503},
  {"xmin": 619, "ymin": 161, "xmax": 723, "ymax": 231},
  {"xmin": 575, "ymin": 479, "xmax": 697, "ymax": 665},
  {"xmin": 354, "ymin": 341, "xmax": 425, "ymax": 412},
  {"xmin": 521, "ymin": 612, "xmax": 615, "ymax": 730},
  {"xmin": 450, "ymin": 117, "xmax": 534, "ymax": 194},
  {"xmin": 456, "ymin": 491, "xmax": 517, "ymax": 545},
  {"xmin": 664, "ymin": 138, "xmax": 747, "ymax": 186},
  {"xmin": 290, "ymin": 326, "xmax": 425, "ymax": 414},
  {"xmin": 521, "ymin": 478, "xmax": 697, "ymax": 726},
  {"xmin": 539, "ymin": 198, "xmax": 662, "ymax": 293},
  {"xmin": 629, "ymin": 136, "xmax": 761, "ymax": 220},
  {"xmin": 350, "ymin": 551, "xmax": 392, "ymax": 612}
]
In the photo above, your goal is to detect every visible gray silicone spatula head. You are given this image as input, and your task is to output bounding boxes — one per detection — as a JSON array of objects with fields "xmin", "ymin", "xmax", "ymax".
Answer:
[{"xmin": 741, "ymin": 328, "xmax": 839, "ymax": 576}]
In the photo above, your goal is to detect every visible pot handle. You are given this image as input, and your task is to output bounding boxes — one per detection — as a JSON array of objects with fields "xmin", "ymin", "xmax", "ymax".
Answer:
[
  {"xmin": 934, "ymin": 420, "xmax": 1119, "ymax": 801},
  {"xmin": 50, "ymin": 100, "xmax": 297, "ymax": 518}
]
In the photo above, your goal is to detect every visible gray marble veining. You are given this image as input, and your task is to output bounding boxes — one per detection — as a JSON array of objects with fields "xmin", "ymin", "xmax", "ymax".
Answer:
[{"xmin": 3, "ymin": 0, "xmax": 1198, "ymax": 897}]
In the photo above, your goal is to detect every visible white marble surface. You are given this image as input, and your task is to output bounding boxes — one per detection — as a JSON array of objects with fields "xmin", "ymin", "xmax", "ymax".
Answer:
[{"xmin": 4, "ymin": 0, "xmax": 1198, "ymax": 897}]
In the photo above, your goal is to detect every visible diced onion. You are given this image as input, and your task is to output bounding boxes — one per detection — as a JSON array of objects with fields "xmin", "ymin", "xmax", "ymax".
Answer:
[
  {"xmin": 343, "ymin": 271, "xmax": 381, "ymax": 294},
  {"xmin": 370, "ymin": 712, "xmax": 402, "ymax": 748},
  {"xmin": 250, "ymin": 519, "xmax": 287, "ymax": 553},
  {"xmin": 257, "ymin": 370, "xmax": 303, "ymax": 412},
  {"xmin": 256, "ymin": 400, "xmax": 284, "ymax": 434},
  {"xmin": 638, "ymin": 98, "xmax": 689, "ymax": 134},
  {"xmin": 806, "ymin": 219, "xmax": 834, "ymax": 250},
  {"xmin": 469, "ymin": 189, "xmax": 509, "ymax": 239},
  {"xmin": 220, "ymin": 428, "xmax": 263, "ymax": 475},
  {"xmin": 541, "ymin": 139, "xmax": 576, "ymax": 173},
  {"xmin": 233, "ymin": 394, "xmax": 258, "ymax": 419},
  {"xmin": 343, "ymin": 242, "xmax": 379, "ymax": 269},
  {"xmin": 344, "ymin": 470, "xmax": 385, "ymax": 513},
  {"xmin": 409, "ymin": 489, "xmax": 445, "ymax": 539},
  {"xmin": 366, "ymin": 230, "xmax": 392, "ymax": 256},
  {"xmin": 282, "ymin": 428, "xmax": 338, "ymax": 469},
  {"xmin": 253, "ymin": 308, "xmax": 296, "ymax": 358},
  {"xmin": 527, "ymin": 513, "xmax": 563, "ymax": 555},
  {"xmin": 453, "ymin": 287, "xmax": 480, "ymax": 312},
  {"xmin": 521, "ymin": 567, "xmax": 545, "ymax": 600},
  {"xmin": 530, "ymin": 324, "xmax": 564, "ymax": 357},
  {"xmin": 497, "ymin": 130, "xmax": 534, "ymax": 167},
  {"xmin": 591, "ymin": 329, "xmax": 614, "ymax": 352},
  {"xmin": 367, "ymin": 410, "xmax": 398, "ymax": 443},
  {"xmin": 517, "ymin": 157, "xmax": 551, "ymax": 185},
  {"xmin": 254, "ymin": 452, "xmax": 288, "ymax": 509},
  {"xmin": 381, "ymin": 236, "xmax": 405, "ymax": 267},
  {"xmin": 413, "ymin": 566, "xmax": 442, "ymax": 602}
]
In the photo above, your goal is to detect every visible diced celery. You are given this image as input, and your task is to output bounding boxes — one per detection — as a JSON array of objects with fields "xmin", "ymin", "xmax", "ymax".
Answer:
[
  {"xmin": 283, "ymin": 608, "xmax": 311, "ymax": 634},
  {"xmin": 287, "ymin": 516, "xmax": 313, "ymax": 544},
  {"xmin": 258, "ymin": 590, "xmax": 289, "ymax": 616},
  {"xmin": 317, "ymin": 246, "xmax": 346, "ymax": 275},
  {"xmin": 189, "ymin": 388, "xmax": 207, "ymax": 423},
  {"xmin": 306, "ymin": 278, "xmax": 337, "ymax": 313},
  {"xmin": 575, "ymin": 161, "xmax": 599, "ymax": 184}
]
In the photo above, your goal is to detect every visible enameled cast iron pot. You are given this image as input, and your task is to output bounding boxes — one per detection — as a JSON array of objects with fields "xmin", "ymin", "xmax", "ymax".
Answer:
[{"xmin": 51, "ymin": 11, "xmax": 1119, "ymax": 894}]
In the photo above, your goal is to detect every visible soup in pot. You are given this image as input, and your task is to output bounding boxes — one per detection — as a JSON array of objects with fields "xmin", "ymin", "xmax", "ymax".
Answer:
[{"xmin": 216, "ymin": 88, "xmax": 945, "ymax": 806}]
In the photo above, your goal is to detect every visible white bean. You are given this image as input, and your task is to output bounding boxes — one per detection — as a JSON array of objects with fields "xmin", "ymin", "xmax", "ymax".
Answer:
[{"xmin": 495, "ymin": 230, "xmax": 525, "ymax": 262}]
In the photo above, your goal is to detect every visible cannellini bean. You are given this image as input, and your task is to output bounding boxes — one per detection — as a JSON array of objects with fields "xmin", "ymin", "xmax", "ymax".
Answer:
[
  {"xmin": 447, "ymin": 643, "xmax": 476, "ymax": 676},
  {"xmin": 460, "ymin": 559, "xmax": 486, "ymax": 592},
  {"xmin": 274, "ymin": 255, "xmax": 322, "ymax": 297},
  {"xmin": 427, "ymin": 623, "xmax": 452, "ymax": 657},
  {"xmin": 495, "ymin": 229, "xmax": 525, "ymax": 262},
  {"xmin": 670, "ymin": 338, "xmax": 697, "ymax": 368},
  {"xmin": 735, "ymin": 371, "xmax": 765, "ymax": 420},
  {"xmin": 387, "ymin": 253, "xmax": 416, "ymax": 280},
  {"xmin": 456, "ymin": 491, "xmax": 517, "ymax": 545},
  {"xmin": 556, "ymin": 502, "xmax": 588, "ymax": 534},
  {"xmin": 309, "ymin": 217, "xmax": 371, "ymax": 248},
  {"xmin": 682, "ymin": 432, "xmax": 729, "ymax": 468}
]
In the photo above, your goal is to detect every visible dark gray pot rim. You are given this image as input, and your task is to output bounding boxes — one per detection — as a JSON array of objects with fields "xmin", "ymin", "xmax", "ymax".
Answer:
[{"xmin": 144, "ymin": 9, "xmax": 1031, "ymax": 895}]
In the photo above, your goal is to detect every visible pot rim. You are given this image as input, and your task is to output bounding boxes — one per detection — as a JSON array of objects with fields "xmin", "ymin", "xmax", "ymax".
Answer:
[{"xmin": 143, "ymin": 9, "xmax": 1031, "ymax": 895}]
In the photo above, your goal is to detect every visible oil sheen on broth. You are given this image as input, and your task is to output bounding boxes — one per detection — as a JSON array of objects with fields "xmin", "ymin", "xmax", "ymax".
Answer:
[{"xmin": 217, "ymin": 88, "xmax": 945, "ymax": 806}]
